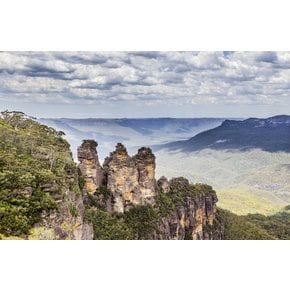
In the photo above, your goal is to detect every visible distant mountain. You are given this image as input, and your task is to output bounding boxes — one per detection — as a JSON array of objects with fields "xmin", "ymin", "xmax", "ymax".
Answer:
[
  {"xmin": 39, "ymin": 117, "xmax": 225, "ymax": 159},
  {"xmin": 159, "ymin": 115, "xmax": 290, "ymax": 153}
]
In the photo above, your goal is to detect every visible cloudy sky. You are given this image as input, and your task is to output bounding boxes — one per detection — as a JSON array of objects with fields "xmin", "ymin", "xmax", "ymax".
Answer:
[{"xmin": 1, "ymin": 51, "xmax": 290, "ymax": 118}]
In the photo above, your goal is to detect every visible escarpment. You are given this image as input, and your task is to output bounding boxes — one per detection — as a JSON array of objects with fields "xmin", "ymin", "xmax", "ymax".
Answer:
[{"xmin": 34, "ymin": 164, "xmax": 93, "ymax": 240}]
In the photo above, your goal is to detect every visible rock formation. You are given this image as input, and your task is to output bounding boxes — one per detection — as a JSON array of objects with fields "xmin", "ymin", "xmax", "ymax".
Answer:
[
  {"xmin": 154, "ymin": 178, "xmax": 220, "ymax": 240},
  {"xmin": 102, "ymin": 143, "xmax": 158, "ymax": 213},
  {"xmin": 133, "ymin": 147, "xmax": 156, "ymax": 205},
  {"xmin": 77, "ymin": 140, "xmax": 104, "ymax": 195},
  {"xmin": 77, "ymin": 140, "xmax": 222, "ymax": 240},
  {"xmin": 103, "ymin": 143, "xmax": 140, "ymax": 212},
  {"xmin": 157, "ymin": 176, "xmax": 170, "ymax": 193}
]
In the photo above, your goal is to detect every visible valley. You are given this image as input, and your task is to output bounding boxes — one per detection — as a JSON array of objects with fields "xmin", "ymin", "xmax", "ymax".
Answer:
[{"xmin": 39, "ymin": 117, "xmax": 225, "ymax": 161}]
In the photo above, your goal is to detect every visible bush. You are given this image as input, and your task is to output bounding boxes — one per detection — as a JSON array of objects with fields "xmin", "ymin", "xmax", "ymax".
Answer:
[{"xmin": 86, "ymin": 209, "xmax": 134, "ymax": 240}]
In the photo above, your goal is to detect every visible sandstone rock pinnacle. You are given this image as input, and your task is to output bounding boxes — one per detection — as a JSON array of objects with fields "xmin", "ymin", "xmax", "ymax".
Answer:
[
  {"xmin": 133, "ymin": 147, "xmax": 156, "ymax": 204},
  {"xmin": 103, "ymin": 143, "xmax": 141, "ymax": 213},
  {"xmin": 77, "ymin": 140, "xmax": 104, "ymax": 194},
  {"xmin": 102, "ymin": 144, "xmax": 157, "ymax": 213}
]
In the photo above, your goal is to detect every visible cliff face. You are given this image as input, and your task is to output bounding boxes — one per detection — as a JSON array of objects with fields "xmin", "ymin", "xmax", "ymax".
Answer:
[{"xmin": 155, "ymin": 178, "xmax": 221, "ymax": 240}]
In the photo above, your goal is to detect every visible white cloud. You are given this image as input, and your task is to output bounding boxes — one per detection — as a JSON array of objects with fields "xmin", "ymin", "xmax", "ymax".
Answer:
[{"xmin": 1, "ymin": 51, "xmax": 290, "ymax": 116}]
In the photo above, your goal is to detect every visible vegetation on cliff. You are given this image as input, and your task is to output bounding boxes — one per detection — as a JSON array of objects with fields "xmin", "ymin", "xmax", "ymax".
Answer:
[{"xmin": 0, "ymin": 111, "xmax": 80, "ymax": 238}]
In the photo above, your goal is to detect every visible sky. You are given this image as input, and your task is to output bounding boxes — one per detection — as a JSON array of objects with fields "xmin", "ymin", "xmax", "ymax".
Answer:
[{"xmin": 1, "ymin": 51, "xmax": 290, "ymax": 118}]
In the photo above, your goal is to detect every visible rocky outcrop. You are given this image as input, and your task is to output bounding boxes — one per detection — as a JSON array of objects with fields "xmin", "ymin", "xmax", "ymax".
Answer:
[
  {"xmin": 101, "ymin": 143, "xmax": 158, "ymax": 213},
  {"xmin": 0, "ymin": 111, "xmax": 94, "ymax": 240},
  {"xmin": 154, "ymin": 178, "xmax": 220, "ymax": 240},
  {"xmin": 157, "ymin": 176, "xmax": 170, "ymax": 193},
  {"xmin": 103, "ymin": 143, "xmax": 141, "ymax": 213},
  {"xmin": 133, "ymin": 147, "xmax": 156, "ymax": 205},
  {"xmin": 77, "ymin": 140, "xmax": 222, "ymax": 240},
  {"xmin": 77, "ymin": 140, "xmax": 104, "ymax": 195}
]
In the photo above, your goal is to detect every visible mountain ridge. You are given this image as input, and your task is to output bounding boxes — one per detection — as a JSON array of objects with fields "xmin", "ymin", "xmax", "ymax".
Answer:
[
  {"xmin": 158, "ymin": 115, "xmax": 290, "ymax": 153},
  {"xmin": 38, "ymin": 117, "xmax": 227, "ymax": 160}
]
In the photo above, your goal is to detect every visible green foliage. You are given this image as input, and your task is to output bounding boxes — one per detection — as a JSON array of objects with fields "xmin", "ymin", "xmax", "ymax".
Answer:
[
  {"xmin": 86, "ymin": 208, "xmax": 134, "ymax": 240},
  {"xmin": 245, "ymin": 211, "xmax": 290, "ymax": 240},
  {"xmin": 124, "ymin": 205, "xmax": 159, "ymax": 239},
  {"xmin": 0, "ymin": 111, "xmax": 78, "ymax": 238},
  {"xmin": 156, "ymin": 182, "xmax": 216, "ymax": 216},
  {"xmin": 95, "ymin": 186, "xmax": 113, "ymax": 198},
  {"xmin": 155, "ymin": 192, "xmax": 176, "ymax": 217},
  {"xmin": 77, "ymin": 168, "xmax": 85, "ymax": 189},
  {"xmin": 0, "ymin": 190, "xmax": 58, "ymax": 236},
  {"xmin": 215, "ymin": 208, "xmax": 275, "ymax": 240},
  {"xmin": 85, "ymin": 186, "xmax": 113, "ymax": 210}
]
